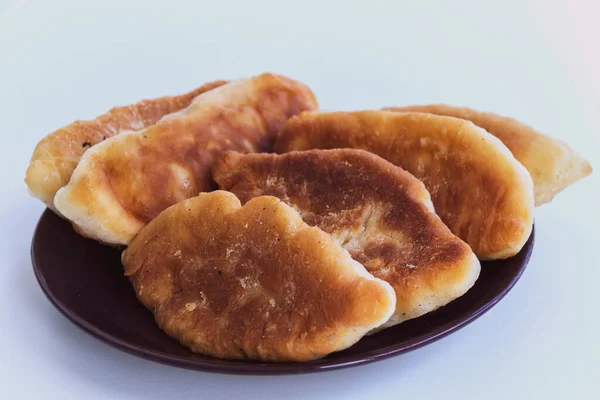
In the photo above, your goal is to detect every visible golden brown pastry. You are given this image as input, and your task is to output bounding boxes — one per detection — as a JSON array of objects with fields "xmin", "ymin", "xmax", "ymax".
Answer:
[
  {"xmin": 25, "ymin": 80, "xmax": 227, "ymax": 212},
  {"xmin": 213, "ymin": 149, "xmax": 480, "ymax": 327},
  {"xmin": 122, "ymin": 191, "xmax": 396, "ymax": 362},
  {"xmin": 383, "ymin": 104, "xmax": 592, "ymax": 205},
  {"xmin": 275, "ymin": 111, "xmax": 534, "ymax": 260},
  {"xmin": 54, "ymin": 73, "xmax": 318, "ymax": 245}
]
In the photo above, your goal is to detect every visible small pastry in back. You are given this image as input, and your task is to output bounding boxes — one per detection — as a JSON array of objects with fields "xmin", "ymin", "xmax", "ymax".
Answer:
[
  {"xmin": 275, "ymin": 111, "xmax": 534, "ymax": 260},
  {"xmin": 122, "ymin": 191, "xmax": 396, "ymax": 362},
  {"xmin": 213, "ymin": 149, "xmax": 480, "ymax": 327},
  {"xmin": 54, "ymin": 73, "xmax": 318, "ymax": 245},
  {"xmin": 25, "ymin": 80, "xmax": 227, "ymax": 213},
  {"xmin": 383, "ymin": 104, "xmax": 592, "ymax": 205}
]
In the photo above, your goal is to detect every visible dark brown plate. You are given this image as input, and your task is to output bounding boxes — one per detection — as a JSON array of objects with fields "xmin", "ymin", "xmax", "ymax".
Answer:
[{"xmin": 31, "ymin": 209, "xmax": 534, "ymax": 375}]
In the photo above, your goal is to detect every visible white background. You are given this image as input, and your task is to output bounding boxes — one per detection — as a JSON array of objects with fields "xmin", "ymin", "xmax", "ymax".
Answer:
[{"xmin": 1, "ymin": 0, "xmax": 598, "ymax": 399}]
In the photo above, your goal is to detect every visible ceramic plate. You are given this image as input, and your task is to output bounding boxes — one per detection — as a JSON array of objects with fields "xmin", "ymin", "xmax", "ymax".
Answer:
[{"xmin": 32, "ymin": 209, "xmax": 534, "ymax": 375}]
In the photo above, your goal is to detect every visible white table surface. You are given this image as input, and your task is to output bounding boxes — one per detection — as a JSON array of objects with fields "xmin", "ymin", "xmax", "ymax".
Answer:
[{"xmin": 1, "ymin": 1, "xmax": 598, "ymax": 398}]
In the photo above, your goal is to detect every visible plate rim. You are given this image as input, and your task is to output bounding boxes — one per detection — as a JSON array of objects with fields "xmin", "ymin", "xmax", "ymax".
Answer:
[{"xmin": 31, "ymin": 209, "xmax": 534, "ymax": 375}]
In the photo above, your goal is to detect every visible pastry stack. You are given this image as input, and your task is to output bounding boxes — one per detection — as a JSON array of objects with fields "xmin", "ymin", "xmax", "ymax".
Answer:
[{"xmin": 25, "ymin": 73, "xmax": 591, "ymax": 362}]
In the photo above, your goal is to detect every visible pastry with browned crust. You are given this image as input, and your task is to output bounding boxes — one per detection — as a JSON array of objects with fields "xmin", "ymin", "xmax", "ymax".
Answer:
[
  {"xmin": 122, "ymin": 191, "xmax": 396, "ymax": 362},
  {"xmin": 213, "ymin": 149, "xmax": 480, "ymax": 327},
  {"xmin": 25, "ymin": 80, "xmax": 227, "ymax": 212},
  {"xmin": 54, "ymin": 73, "xmax": 318, "ymax": 245},
  {"xmin": 384, "ymin": 104, "xmax": 592, "ymax": 205},
  {"xmin": 275, "ymin": 111, "xmax": 534, "ymax": 260}
]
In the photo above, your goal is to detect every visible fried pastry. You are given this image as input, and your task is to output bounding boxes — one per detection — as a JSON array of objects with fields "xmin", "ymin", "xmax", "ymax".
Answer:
[
  {"xmin": 213, "ymin": 149, "xmax": 480, "ymax": 327},
  {"xmin": 383, "ymin": 104, "xmax": 592, "ymax": 205},
  {"xmin": 25, "ymin": 80, "xmax": 227, "ymax": 212},
  {"xmin": 275, "ymin": 111, "xmax": 534, "ymax": 260},
  {"xmin": 54, "ymin": 73, "xmax": 318, "ymax": 245},
  {"xmin": 122, "ymin": 191, "xmax": 396, "ymax": 362}
]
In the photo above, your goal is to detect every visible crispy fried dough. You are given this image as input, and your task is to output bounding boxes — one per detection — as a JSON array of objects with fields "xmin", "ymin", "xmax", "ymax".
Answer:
[
  {"xmin": 25, "ymin": 80, "xmax": 227, "ymax": 212},
  {"xmin": 54, "ymin": 73, "xmax": 318, "ymax": 245},
  {"xmin": 122, "ymin": 191, "xmax": 396, "ymax": 362},
  {"xmin": 384, "ymin": 104, "xmax": 592, "ymax": 205},
  {"xmin": 274, "ymin": 111, "xmax": 534, "ymax": 259},
  {"xmin": 213, "ymin": 149, "xmax": 480, "ymax": 327}
]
